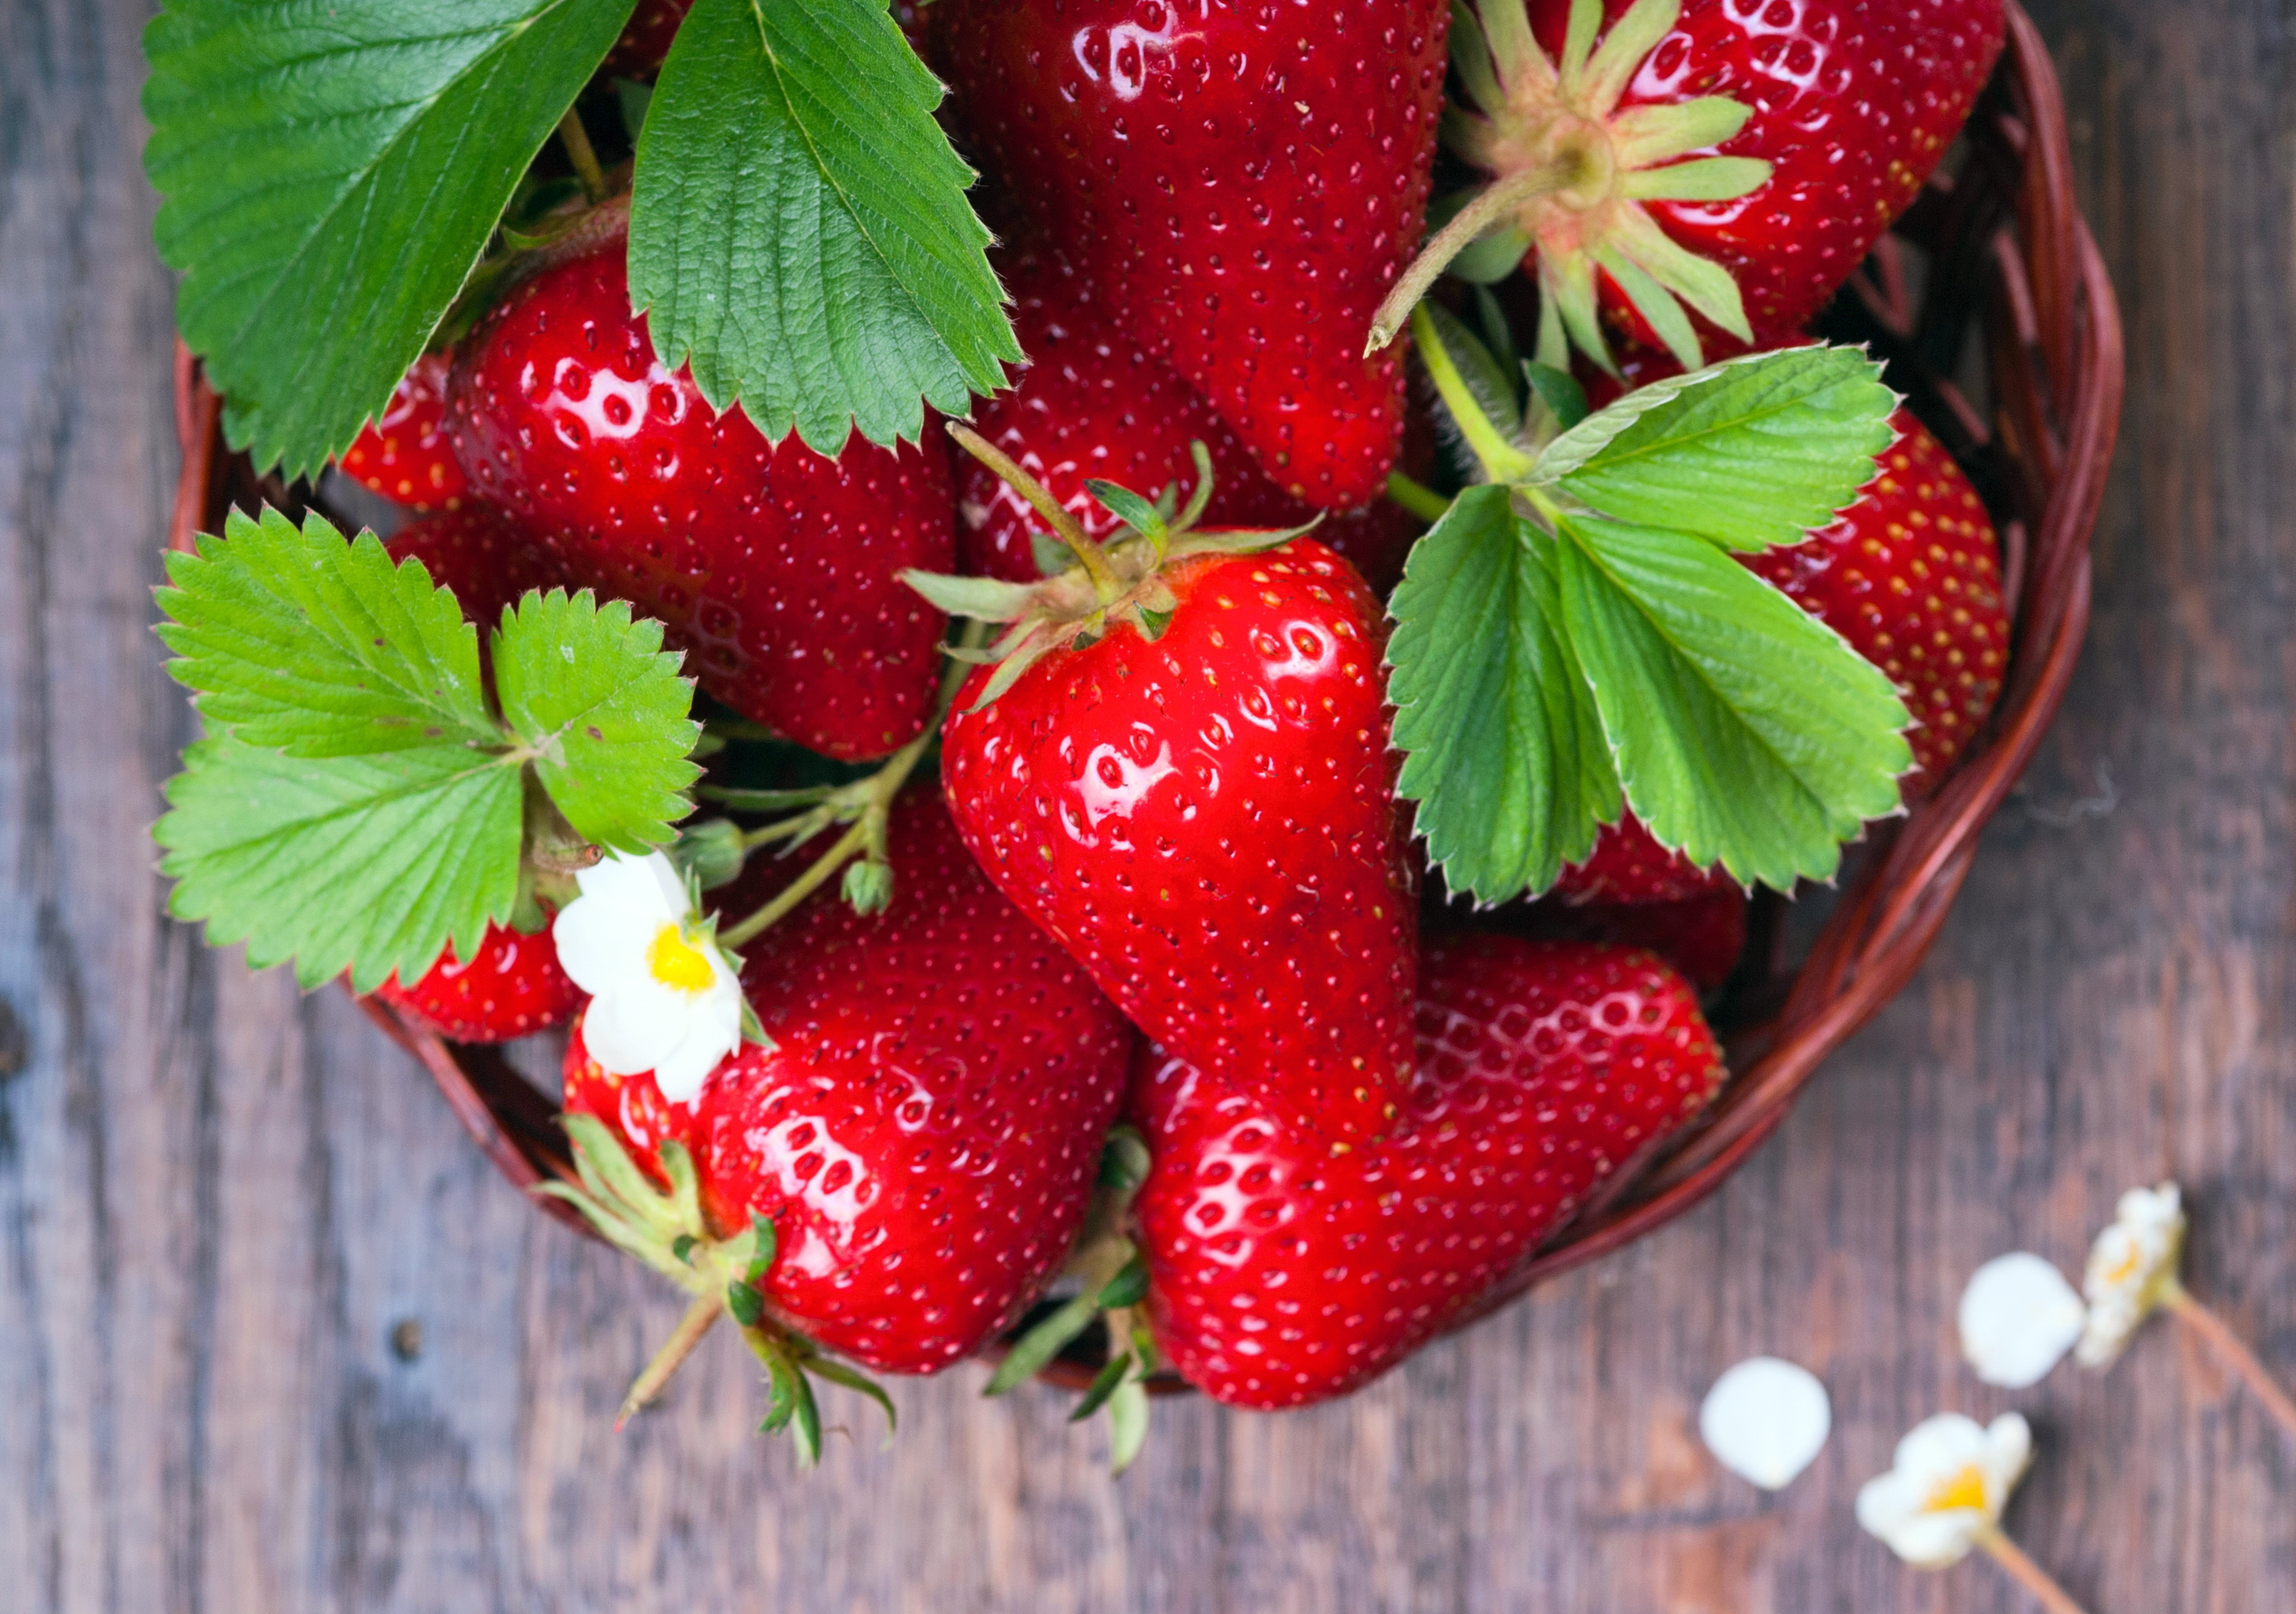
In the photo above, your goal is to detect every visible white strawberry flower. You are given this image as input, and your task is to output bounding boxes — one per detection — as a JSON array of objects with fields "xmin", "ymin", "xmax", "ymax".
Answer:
[
  {"xmin": 553, "ymin": 849, "xmax": 745, "ymax": 1104},
  {"xmin": 2076, "ymin": 1181, "xmax": 2185, "ymax": 1366},
  {"xmin": 1959, "ymin": 1252, "xmax": 2087, "ymax": 1388},
  {"xmin": 1854, "ymin": 1412, "xmax": 2031, "ymax": 1568}
]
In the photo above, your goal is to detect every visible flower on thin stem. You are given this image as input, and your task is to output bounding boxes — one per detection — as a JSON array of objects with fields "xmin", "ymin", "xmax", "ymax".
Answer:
[
  {"xmin": 553, "ymin": 849, "xmax": 746, "ymax": 1104},
  {"xmin": 1856, "ymin": 1413, "xmax": 2091, "ymax": 1614},
  {"xmin": 2079, "ymin": 1181, "xmax": 2296, "ymax": 1442}
]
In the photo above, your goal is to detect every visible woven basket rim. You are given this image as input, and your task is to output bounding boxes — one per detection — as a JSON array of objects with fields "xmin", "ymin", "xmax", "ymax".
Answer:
[{"xmin": 164, "ymin": 0, "xmax": 2123, "ymax": 1394}]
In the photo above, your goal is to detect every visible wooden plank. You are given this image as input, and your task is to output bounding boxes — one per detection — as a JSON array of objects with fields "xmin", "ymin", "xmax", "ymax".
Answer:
[{"xmin": 2, "ymin": 0, "xmax": 2290, "ymax": 1609}]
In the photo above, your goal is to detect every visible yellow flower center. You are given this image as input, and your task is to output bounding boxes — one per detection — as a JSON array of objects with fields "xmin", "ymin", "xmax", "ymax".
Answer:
[
  {"xmin": 2103, "ymin": 1241, "xmax": 2144, "ymax": 1285},
  {"xmin": 1922, "ymin": 1465, "xmax": 1990, "ymax": 1515},
  {"xmin": 646, "ymin": 923, "xmax": 717, "ymax": 994}
]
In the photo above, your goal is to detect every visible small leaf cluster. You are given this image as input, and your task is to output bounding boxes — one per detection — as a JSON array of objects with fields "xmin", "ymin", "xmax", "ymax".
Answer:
[
  {"xmin": 1388, "ymin": 309, "xmax": 1913, "ymax": 902},
  {"xmin": 143, "ymin": 0, "xmax": 1018, "ymax": 481},
  {"xmin": 155, "ymin": 508, "xmax": 700, "ymax": 991}
]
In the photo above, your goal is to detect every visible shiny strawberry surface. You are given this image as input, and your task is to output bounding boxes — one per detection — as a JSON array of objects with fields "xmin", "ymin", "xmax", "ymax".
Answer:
[
  {"xmin": 371, "ymin": 921, "xmax": 582, "ymax": 1044},
  {"xmin": 1133, "ymin": 934, "xmax": 1724, "ymax": 1407},
  {"xmin": 940, "ymin": 540, "xmax": 1418, "ymax": 1145},
  {"xmin": 445, "ymin": 238, "xmax": 953, "ymax": 761},
  {"xmin": 339, "ymin": 354, "xmax": 469, "ymax": 514}
]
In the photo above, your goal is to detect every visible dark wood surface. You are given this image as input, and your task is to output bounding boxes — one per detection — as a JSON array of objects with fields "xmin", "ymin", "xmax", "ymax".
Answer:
[{"xmin": 2, "ymin": 2, "xmax": 2286, "ymax": 1609}]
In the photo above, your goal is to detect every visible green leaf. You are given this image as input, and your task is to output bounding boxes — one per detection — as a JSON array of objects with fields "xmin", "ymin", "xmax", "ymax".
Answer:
[
  {"xmin": 626, "ymin": 0, "xmax": 1020, "ymax": 453},
  {"xmin": 983, "ymin": 1292, "xmax": 1099, "ymax": 1397},
  {"xmin": 1552, "ymin": 512, "xmax": 1912, "ymax": 890},
  {"xmin": 157, "ymin": 508, "xmax": 496, "ymax": 757},
  {"xmin": 1419, "ymin": 300, "xmax": 1523, "ymax": 447},
  {"xmin": 1387, "ymin": 487, "xmax": 1619, "ymax": 902},
  {"xmin": 493, "ymin": 588, "xmax": 701, "ymax": 853},
  {"xmin": 157, "ymin": 733, "xmax": 524, "ymax": 993},
  {"xmin": 143, "ymin": 0, "xmax": 636, "ymax": 479},
  {"xmin": 1531, "ymin": 346, "xmax": 1897, "ymax": 551},
  {"xmin": 1106, "ymin": 1378, "xmax": 1151, "ymax": 1475}
]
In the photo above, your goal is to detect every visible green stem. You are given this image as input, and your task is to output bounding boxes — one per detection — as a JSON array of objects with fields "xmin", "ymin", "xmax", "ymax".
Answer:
[
  {"xmin": 720, "ymin": 822, "xmax": 868, "ymax": 948},
  {"xmin": 615, "ymin": 1292, "xmax": 723, "ymax": 1431},
  {"xmin": 558, "ymin": 107, "xmax": 607, "ymax": 204},
  {"xmin": 1412, "ymin": 305, "xmax": 1539, "ymax": 483},
  {"xmin": 1365, "ymin": 164, "xmax": 1580, "ymax": 354},
  {"xmin": 948, "ymin": 422, "xmax": 1124, "ymax": 604},
  {"xmin": 1385, "ymin": 471, "xmax": 1453, "ymax": 523}
]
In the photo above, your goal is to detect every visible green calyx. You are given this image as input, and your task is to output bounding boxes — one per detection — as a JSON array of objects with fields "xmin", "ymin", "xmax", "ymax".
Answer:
[
  {"xmin": 542, "ymin": 1113, "xmax": 893, "ymax": 1465},
  {"xmin": 1367, "ymin": 0, "xmax": 1773, "ymax": 374},
  {"xmin": 900, "ymin": 424, "xmax": 1319, "ymax": 710},
  {"xmin": 984, "ymin": 1127, "xmax": 1161, "ymax": 1475}
]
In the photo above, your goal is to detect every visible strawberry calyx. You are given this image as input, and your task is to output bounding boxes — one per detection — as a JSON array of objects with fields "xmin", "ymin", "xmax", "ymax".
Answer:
[
  {"xmin": 901, "ymin": 423, "xmax": 1320, "ymax": 709},
  {"xmin": 542, "ymin": 1113, "xmax": 894, "ymax": 1464},
  {"xmin": 1368, "ymin": 0, "xmax": 1773, "ymax": 374},
  {"xmin": 983, "ymin": 1127, "xmax": 1162, "ymax": 1473}
]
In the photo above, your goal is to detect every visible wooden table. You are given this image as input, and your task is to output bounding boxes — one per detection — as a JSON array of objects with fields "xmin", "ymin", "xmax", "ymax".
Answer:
[{"xmin": 2, "ymin": 2, "xmax": 2285, "ymax": 1609}]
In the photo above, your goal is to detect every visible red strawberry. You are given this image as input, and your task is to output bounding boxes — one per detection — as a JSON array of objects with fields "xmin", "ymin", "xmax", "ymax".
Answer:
[
  {"xmin": 446, "ymin": 236, "xmax": 954, "ymax": 761},
  {"xmin": 370, "ymin": 921, "xmax": 582, "ymax": 1044},
  {"xmin": 1411, "ymin": 0, "xmax": 2002, "ymax": 369},
  {"xmin": 385, "ymin": 506, "xmax": 563, "ymax": 630},
  {"xmin": 338, "ymin": 354, "xmax": 469, "ymax": 513},
  {"xmin": 1553, "ymin": 811, "xmax": 1738, "ymax": 906},
  {"xmin": 935, "ymin": 535, "xmax": 1418, "ymax": 1145},
  {"xmin": 676, "ymin": 790, "xmax": 1135, "ymax": 1374},
  {"xmin": 1132, "ymin": 934, "xmax": 1723, "ymax": 1408},
  {"xmin": 931, "ymin": 0, "xmax": 1452, "ymax": 510}
]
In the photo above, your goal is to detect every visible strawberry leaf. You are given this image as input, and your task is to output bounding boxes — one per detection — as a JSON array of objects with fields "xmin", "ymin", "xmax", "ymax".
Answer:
[
  {"xmin": 157, "ymin": 508, "xmax": 496, "ymax": 757},
  {"xmin": 627, "ymin": 0, "xmax": 1019, "ymax": 453},
  {"xmin": 1387, "ymin": 487, "xmax": 1619, "ymax": 902},
  {"xmin": 1532, "ymin": 346, "xmax": 1897, "ymax": 551},
  {"xmin": 493, "ymin": 588, "xmax": 701, "ymax": 854},
  {"xmin": 156, "ymin": 734, "xmax": 525, "ymax": 993},
  {"xmin": 143, "ymin": 0, "xmax": 635, "ymax": 480},
  {"xmin": 1552, "ymin": 512, "xmax": 1912, "ymax": 890}
]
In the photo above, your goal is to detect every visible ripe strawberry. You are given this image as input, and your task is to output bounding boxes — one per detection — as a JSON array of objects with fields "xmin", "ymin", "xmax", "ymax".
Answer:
[
  {"xmin": 370, "ymin": 921, "xmax": 582, "ymax": 1044},
  {"xmin": 563, "ymin": 1012, "xmax": 691, "ymax": 1190},
  {"xmin": 1415, "ymin": 0, "xmax": 2002, "ymax": 368},
  {"xmin": 933, "ymin": 535, "xmax": 1418, "ymax": 1145},
  {"xmin": 670, "ymin": 790, "xmax": 1134, "ymax": 1373},
  {"xmin": 1553, "ymin": 811, "xmax": 1738, "ymax": 906},
  {"xmin": 384, "ymin": 506, "xmax": 563, "ymax": 630},
  {"xmin": 930, "ymin": 0, "xmax": 1452, "ymax": 510},
  {"xmin": 338, "ymin": 354, "xmax": 468, "ymax": 513},
  {"xmin": 446, "ymin": 235, "xmax": 954, "ymax": 761},
  {"xmin": 1132, "ymin": 934, "xmax": 1723, "ymax": 1408}
]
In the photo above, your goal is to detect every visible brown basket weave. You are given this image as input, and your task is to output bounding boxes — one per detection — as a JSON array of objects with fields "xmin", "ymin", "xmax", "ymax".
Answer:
[{"xmin": 168, "ymin": 1, "xmax": 2121, "ymax": 1388}]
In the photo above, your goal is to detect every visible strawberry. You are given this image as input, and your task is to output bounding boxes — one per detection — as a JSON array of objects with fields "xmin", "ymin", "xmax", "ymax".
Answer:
[
  {"xmin": 580, "ymin": 791, "xmax": 1134, "ymax": 1376},
  {"xmin": 338, "ymin": 354, "xmax": 468, "ymax": 513},
  {"xmin": 1132, "ymin": 934, "xmax": 1723, "ymax": 1407},
  {"xmin": 1499, "ymin": 889, "xmax": 1749, "ymax": 990},
  {"xmin": 1381, "ymin": 0, "xmax": 2003, "ymax": 370},
  {"xmin": 930, "ymin": 0, "xmax": 1452, "ymax": 510},
  {"xmin": 370, "ymin": 921, "xmax": 582, "ymax": 1044},
  {"xmin": 563, "ymin": 1012, "xmax": 690, "ymax": 1189},
  {"xmin": 1553, "ymin": 810, "xmax": 1738, "ymax": 906},
  {"xmin": 384, "ymin": 506, "xmax": 563, "ymax": 631},
  {"xmin": 445, "ymin": 235, "xmax": 955, "ymax": 761},
  {"xmin": 925, "ymin": 513, "xmax": 1418, "ymax": 1145}
]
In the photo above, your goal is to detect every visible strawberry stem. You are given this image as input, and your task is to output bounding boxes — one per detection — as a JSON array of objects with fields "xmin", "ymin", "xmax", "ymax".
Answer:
[
  {"xmin": 1385, "ymin": 471, "xmax": 1452, "ymax": 523},
  {"xmin": 616, "ymin": 1292, "xmax": 724, "ymax": 1430},
  {"xmin": 557, "ymin": 107, "xmax": 608, "ymax": 204},
  {"xmin": 947, "ymin": 422, "xmax": 1124, "ymax": 604},
  {"xmin": 1411, "ymin": 305, "xmax": 1538, "ymax": 483},
  {"xmin": 1366, "ymin": 165, "xmax": 1583, "ymax": 355}
]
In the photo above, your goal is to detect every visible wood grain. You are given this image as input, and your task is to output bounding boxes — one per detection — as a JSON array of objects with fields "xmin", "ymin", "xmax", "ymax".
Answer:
[{"xmin": 2, "ymin": 0, "xmax": 2288, "ymax": 1609}]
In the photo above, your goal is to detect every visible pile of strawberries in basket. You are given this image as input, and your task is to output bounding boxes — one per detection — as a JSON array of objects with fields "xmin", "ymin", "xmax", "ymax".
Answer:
[{"xmin": 152, "ymin": 0, "xmax": 2013, "ymax": 1466}]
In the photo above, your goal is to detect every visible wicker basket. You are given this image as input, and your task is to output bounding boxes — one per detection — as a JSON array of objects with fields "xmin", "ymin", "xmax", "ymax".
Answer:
[{"xmin": 167, "ymin": 0, "xmax": 2122, "ymax": 1391}]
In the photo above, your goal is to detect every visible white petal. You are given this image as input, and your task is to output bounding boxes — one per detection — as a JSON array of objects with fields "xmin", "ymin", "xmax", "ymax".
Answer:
[
  {"xmin": 1982, "ymin": 1412, "xmax": 2034, "ymax": 1496},
  {"xmin": 1959, "ymin": 1252, "xmax": 2086, "ymax": 1388},
  {"xmin": 574, "ymin": 848, "xmax": 687, "ymax": 916},
  {"xmin": 1699, "ymin": 1357, "xmax": 1831, "ymax": 1489},
  {"xmin": 649, "ymin": 979, "xmax": 745, "ymax": 1104},
  {"xmin": 1891, "ymin": 1410, "xmax": 1991, "ymax": 1481},
  {"xmin": 552, "ymin": 896, "xmax": 650, "ymax": 995},
  {"xmin": 580, "ymin": 980, "xmax": 683, "ymax": 1078}
]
